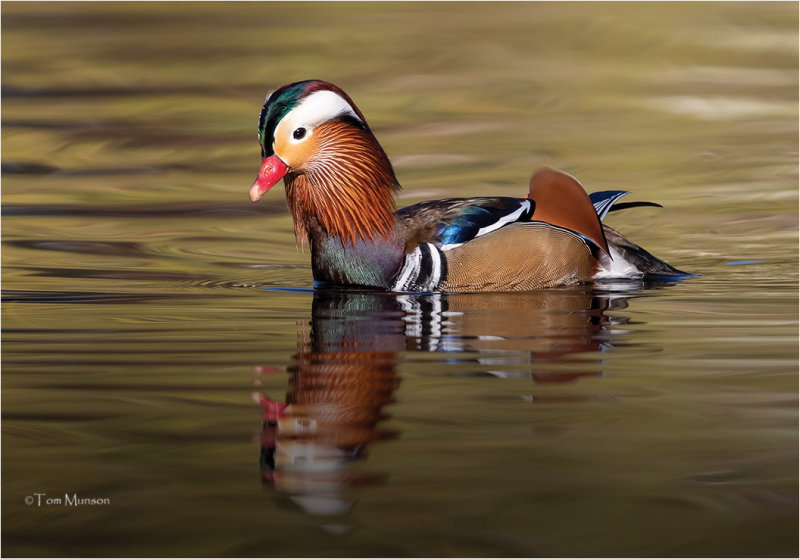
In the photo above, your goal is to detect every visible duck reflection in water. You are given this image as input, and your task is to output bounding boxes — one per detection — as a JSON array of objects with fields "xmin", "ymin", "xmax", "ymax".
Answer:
[{"xmin": 254, "ymin": 286, "xmax": 637, "ymax": 520}]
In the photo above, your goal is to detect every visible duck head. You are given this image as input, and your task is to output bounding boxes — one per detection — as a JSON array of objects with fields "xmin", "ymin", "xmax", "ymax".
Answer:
[{"xmin": 250, "ymin": 80, "xmax": 400, "ymax": 244}]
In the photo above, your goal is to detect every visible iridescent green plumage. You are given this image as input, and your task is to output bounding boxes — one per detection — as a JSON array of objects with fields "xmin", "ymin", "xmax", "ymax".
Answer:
[{"xmin": 257, "ymin": 81, "xmax": 313, "ymax": 157}]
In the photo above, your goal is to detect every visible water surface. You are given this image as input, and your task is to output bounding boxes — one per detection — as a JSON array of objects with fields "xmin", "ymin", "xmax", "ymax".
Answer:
[{"xmin": 2, "ymin": 2, "xmax": 797, "ymax": 557}]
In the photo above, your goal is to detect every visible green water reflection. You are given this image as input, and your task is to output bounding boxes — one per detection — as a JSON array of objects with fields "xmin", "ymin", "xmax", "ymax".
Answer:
[{"xmin": 2, "ymin": 1, "xmax": 797, "ymax": 557}]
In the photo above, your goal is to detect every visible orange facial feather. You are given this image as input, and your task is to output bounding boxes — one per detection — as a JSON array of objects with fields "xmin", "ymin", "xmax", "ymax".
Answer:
[{"xmin": 284, "ymin": 121, "xmax": 399, "ymax": 246}]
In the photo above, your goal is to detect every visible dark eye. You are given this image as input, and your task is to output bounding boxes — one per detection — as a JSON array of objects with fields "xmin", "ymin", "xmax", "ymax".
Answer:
[{"xmin": 293, "ymin": 127, "xmax": 306, "ymax": 140}]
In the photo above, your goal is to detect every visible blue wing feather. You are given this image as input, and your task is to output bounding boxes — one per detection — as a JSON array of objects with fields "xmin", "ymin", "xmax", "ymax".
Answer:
[
  {"xmin": 589, "ymin": 190, "xmax": 630, "ymax": 221},
  {"xmin": 396, "ymin": 197, "xmax": 535, "ymax": 249},
  {"xmin": 590, "ymin": 190, "xmax": 664, "ymax": 222},
  {"xmin": 437, "ymin": 205, "xmax": 492, "ymax": 245}
]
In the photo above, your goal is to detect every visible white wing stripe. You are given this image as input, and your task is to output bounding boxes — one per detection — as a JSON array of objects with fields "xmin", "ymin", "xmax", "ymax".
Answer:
[
  {"xmin": 429, "ymin": 244, "xmax": 442, "ymax": 289},
  {"xmin": 392, "ymin": 246, "xmax": 422, "ymax": 291},
  {"xmin": 391, "ymin": 243, "xmax": 444, "ymax": 292},
  {"xmin": 474, "ymin": 200, "xmax": 531, "ymax": 239}
]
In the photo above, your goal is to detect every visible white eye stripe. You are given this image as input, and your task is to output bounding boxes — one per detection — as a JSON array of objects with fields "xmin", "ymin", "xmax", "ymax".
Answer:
[
  {"xmin": 282, "ymin": 90, "xmax": 361, "ymax": 142},
  {"xmin": 296, "ymin": 90, "xmax": 361, "ymax": 125}
]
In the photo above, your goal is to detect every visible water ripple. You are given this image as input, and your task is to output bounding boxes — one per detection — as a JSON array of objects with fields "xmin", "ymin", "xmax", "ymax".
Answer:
[
  {"xmin": 1, "ymin": 290, "xmax": 223, "ymax": 304},
  {"xmin": 2, "ymin": 201, "xmax": 286, "ymax": 218}
]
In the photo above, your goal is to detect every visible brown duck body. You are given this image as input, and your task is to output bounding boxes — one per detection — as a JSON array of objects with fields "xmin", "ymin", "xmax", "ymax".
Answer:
[
  {"xmin": 440, "ymin": 223, "xmax": 596, "ymax": 291},
  {"xmin": 249, "ymin": 80, "xmax": 688, "ymax": 292}
]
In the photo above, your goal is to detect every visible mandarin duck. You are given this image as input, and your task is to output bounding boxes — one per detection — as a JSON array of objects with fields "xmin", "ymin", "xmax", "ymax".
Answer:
[{"xmin": 249, "ymin": 80, "xmax": 687, "ymax": 292}]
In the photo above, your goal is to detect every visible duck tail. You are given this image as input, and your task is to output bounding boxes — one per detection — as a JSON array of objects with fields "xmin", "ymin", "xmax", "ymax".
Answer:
[
  {"xmin": 525, "ymin": 168, "xmax": 692, "ymax": 281},
  {"xmin": 597, "ymin": 225, "xmax": 691, "ymax": 280}
]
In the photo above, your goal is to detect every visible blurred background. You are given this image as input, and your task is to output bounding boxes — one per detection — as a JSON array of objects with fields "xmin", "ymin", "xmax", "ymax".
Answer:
[{"xmin": 2, "ymin": 2, "xmax": 797, "ymax": 557}]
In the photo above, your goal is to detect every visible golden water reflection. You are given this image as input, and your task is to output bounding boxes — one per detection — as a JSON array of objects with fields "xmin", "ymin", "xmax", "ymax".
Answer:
[{"xmin": 254, "ymin": 286, "xmax": 643, "ymax": 521}]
